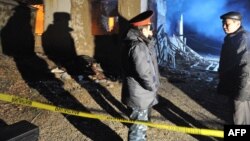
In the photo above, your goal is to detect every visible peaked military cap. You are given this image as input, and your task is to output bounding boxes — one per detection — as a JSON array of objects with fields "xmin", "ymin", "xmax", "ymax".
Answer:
[
  {"xmin": 220, "ymin": 11, "xmax": 242, "ymax": 21},
  {"xmin": 129, "ymin": 10, "xmax": 153, "ymax": 26}
]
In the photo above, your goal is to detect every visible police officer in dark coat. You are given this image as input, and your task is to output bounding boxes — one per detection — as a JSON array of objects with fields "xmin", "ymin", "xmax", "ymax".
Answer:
[
  {"xmin": 218, "ymin": 11, "xmax": 250, "ymax": 124},
  {"xmin": 121, "ymin": 10, "xmax": 160, "ymax": 140}
]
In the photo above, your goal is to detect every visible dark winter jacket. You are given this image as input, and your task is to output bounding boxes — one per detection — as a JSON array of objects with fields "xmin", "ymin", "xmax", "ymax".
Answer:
[
  {"xmin": 121, "ymin": 28, "xmax": 160, "ymax": 109},
  {"xmin": 217, "ymin": 26, "xmax": 250, "ymax": 101}
]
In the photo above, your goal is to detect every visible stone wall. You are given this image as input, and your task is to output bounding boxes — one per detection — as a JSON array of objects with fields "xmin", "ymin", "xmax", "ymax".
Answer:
[
  {"xmin": 70, "ymin": 0, "xmax": 94, "ymax": 56},
  {"xmin": 44, "ymin": 0, "xmax": 71, "ymax": 30},
  {"xmin": 43, "ymin": 0, "xmax": 94, "ymax": 57},
  {"xmin": 0, "ymin": 0, "xmax": 17, "ymax": 28},
  {"xmin": 118, "ymin": 0, "xmax": 141, "ymax": 20}
]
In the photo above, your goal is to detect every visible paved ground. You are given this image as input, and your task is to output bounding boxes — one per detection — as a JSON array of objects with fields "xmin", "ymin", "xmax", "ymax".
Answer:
[{"xmin": 0, "ymin": 54, "xmax": 229, "ymax": 141}]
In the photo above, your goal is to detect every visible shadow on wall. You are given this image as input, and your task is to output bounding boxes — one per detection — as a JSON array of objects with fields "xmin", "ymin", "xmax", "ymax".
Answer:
[
  {"xmin": 93, "ymin": 14, "xmax": 131, "ymax": 78},
  {"xmin": 1, "ymin": 2, "xmax": 52, "ymax": 80},
  {"xmin": 42, "ymin": 12, "xmax": 87, "ymax": 75},
  {"xmin": 42, "ymin": 12, "xmax": 94, "ymax": 76},
  {"xmin": 0, "ymin": 4, "xmax": 124, "ymax": 140},
  {"xmin": 91, "ymin": 0, "xmax": 123, "ymax": 78},
  {"xmin": 1, "ymin": 2, "xmax": 34, "ymax": 56},
  {"xmin": 42, "ymin": 12, "xmax": 76, "ymax": 62},
  {"xmin": 93, "ymin": 34, "xmax": 121, "ymax": 77}
]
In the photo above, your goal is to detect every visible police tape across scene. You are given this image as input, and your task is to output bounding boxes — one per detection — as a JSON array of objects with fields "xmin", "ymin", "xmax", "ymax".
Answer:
[{"xmin": 0, "ymin": 93, "xmax": 224, "ymax": 138}]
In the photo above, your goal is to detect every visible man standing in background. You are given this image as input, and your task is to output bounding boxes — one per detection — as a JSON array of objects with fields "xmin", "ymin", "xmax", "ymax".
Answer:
[{"xmin": 218, "ymin": 11, "xmax": 250, "ymax": 124}]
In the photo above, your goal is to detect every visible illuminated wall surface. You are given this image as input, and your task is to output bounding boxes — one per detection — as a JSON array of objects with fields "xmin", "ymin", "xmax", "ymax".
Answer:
[{"xmin": 32, "ymin": 5, "xmax": 44, "ymax": 35}]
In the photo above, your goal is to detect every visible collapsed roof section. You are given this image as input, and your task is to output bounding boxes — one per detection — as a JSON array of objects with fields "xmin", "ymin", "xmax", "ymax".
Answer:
[{"xmin": 155, "ymin": 25, "xmax": 219, "ymax": 72}]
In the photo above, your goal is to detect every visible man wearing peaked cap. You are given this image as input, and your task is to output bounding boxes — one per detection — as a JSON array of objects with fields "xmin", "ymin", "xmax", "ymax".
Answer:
[
  {"xmin": 220, "ymin": 11, "xmax": 242, "ymax": 21},
  {"xmin": 121, "ymin": 10, "xmax": 160, "ymax": 141},
  {"xmin": 217, "ymin": 11, "xmax": 250, "ymax": 125},
  {"xmin": 129, "ymin": 10, "xmax": 153, "ymax": 26}
]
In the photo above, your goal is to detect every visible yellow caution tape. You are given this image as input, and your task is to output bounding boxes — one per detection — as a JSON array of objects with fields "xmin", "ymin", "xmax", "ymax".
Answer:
[{"xmin": 0, "ymin": 93, "xmax": 224, "ymax": 138}]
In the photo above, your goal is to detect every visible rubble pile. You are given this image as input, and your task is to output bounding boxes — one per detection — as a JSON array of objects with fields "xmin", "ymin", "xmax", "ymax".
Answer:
[
  {"xmin": 160, "ymin": 66, "xmax": 218, "ymax": 90},
  {"xmin": 155, "ymin": 24, "xmax": 219, "ymax": 72},
  {"xmin": 48, "ymin": 55, "xmax": 115, "ymax": 89},
  {"xmin": 88, "ymin": 62, "xmax": 114, "ymax": 88}
]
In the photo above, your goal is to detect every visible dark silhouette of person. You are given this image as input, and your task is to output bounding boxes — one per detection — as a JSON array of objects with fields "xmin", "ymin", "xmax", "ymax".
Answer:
[
  {"xmin": 1, "ymin": 2, "xmax": 34, "ymax": 56},
  {"xmin": 218, "ymin": 11, "xmax": 250, "ymax": 124},
  {"xmin": 1, "ymin": 2, "xmax": 52, "ymax": 81},
  {"xmin": 42, "ymin": 12, "xmax": 76, "ymax": 64}
]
